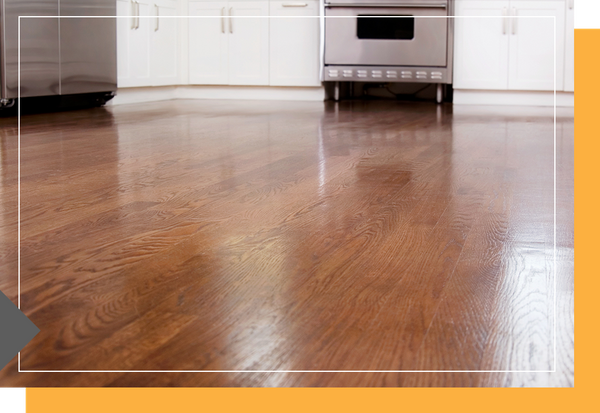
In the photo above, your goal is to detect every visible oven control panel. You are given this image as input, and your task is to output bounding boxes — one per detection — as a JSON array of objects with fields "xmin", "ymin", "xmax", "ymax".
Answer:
[{"xmin": 323, "ymin": 67, "xmax": 450, "ymax": 84}]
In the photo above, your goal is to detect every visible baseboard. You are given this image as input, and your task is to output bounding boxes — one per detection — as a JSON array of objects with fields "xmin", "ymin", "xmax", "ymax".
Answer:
[
  {"xmin": 108, "ymin": 86, "xmax": 179, "ymax": 106},
  {"xmin": 110, "ymin": 86, "xmax": 573, "ymax": 108},
  {"xmin": 109, "ymin": 85, "xmax": 326, "ymax": 106},
  {"xmin": 176, "ymin": 85, "xmax": 326, "ymax": 101},
  {"xmin": 453, "ymin": 89, "xmax": 574, "ymax": 107}
]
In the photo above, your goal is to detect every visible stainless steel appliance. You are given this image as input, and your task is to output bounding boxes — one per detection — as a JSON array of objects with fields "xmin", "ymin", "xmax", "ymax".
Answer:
[
  {"xmin": 322, "ymin": 0, "xmax": 454, "ymax": 102},
  {"xmin": 0, "ymin": 0, "xmax": 117, "ymax": 108}
]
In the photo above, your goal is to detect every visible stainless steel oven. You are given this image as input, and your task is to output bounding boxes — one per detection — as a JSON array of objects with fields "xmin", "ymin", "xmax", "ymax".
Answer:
[{"xmin": 322, "ymin": 0, "xmax": 454, "ymax": 101}]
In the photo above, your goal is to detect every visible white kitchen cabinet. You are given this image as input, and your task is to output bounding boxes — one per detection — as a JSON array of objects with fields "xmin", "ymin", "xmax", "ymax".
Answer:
[
  {"xmin": 453, "ymin": 1, "xmax": 509, "ymax": 90},
  {"xmin": 563, "ymin": 0, "xmax": 574, "ymax": 92},
  {"xmin": 117, "ymin": 0, "xmax": 179, "ymax": 88},
  {"xmin": 508, "ymin": 1, "xmax": 564, "ymax": 91},
  {"xmin": 269, "ymin": 1, "xmax": 320, "ymax": 87},
  {"xmin": 188, "ymin": 0, "xmax": 269, "ymax": 86},
  {"xmin": 151, "ymin": 0, "xmax": 180, "ymax": 86},
  {"xmin": 454, "ymin": 0, "xmax": 567, "ymax": 92},
  {"xmin": 228, "ymin": 2, "xmax": 270, "ymax": 85},
  {"xmin": 188, "ymin": 1, "xmax": 228, "ymax": 85},
  {"xmin": 118, "ymin": 0, "xmax": 152, "ymax": 87}
]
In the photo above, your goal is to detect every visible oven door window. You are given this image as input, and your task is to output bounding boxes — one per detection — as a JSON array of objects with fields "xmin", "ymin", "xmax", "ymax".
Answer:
[{"xmin": 356, "ymin": 15, "xmax": 415, "ymax": 40}]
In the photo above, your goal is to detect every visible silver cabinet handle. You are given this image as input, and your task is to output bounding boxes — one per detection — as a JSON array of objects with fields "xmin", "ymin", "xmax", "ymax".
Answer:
[
  {"xmin": 283, "ymin": 2, "xmax": 308, "ymax": 6},
  {"xmin": 512, "ymin": 7, "xmax": 516, "ymax": 35},
  {"xmin": 221, "ymin": 7, "xmax": 225, "ymax": 33},
  {"xmin": 502, "ymin": 7, "xmax": 507, "ymax": 35},
  {"xmin": 136, "ymin": 1, "xmax": 140, "ymax": 30},
  {"xmin": 155, "ymin": 4, "xmax": 159, "ymax": 31},
  {"xmin": 229, "ymin": 7, "xmax": 233, "ymax": 34},
  {"xmin": 131, "ymin": 0, "xmax": 136, "ymax": 29}
]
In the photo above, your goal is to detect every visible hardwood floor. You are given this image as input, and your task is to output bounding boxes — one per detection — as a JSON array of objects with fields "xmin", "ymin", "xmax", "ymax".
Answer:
[{"xmin": 0, "ymin": 99, "xmax": 573, "ymax": 386}]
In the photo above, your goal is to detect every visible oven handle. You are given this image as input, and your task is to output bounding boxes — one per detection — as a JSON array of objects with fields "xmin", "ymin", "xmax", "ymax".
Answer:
[{"xmin": 324, "ymin": 3, "xmax": 447, "ymax": 8}]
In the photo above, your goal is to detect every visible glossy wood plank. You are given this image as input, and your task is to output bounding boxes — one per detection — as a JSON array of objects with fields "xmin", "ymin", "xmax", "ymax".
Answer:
[{"xmin": 0, "ymin": 100, "xmax": 573, "ymax": 387}]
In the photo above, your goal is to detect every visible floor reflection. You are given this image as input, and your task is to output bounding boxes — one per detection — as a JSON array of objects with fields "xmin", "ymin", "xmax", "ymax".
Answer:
[{"xmin": 0, "ymin": 99, "xmax": 573, "ymax": 385}]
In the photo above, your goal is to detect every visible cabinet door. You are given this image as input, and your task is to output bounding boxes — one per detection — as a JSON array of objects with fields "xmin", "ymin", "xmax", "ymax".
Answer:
[
  {"xmin": 227, "ymin": 1, "xmax": 270, "ymax": 86},
  {"xmin": 151, "ymin": 0, "xmax": 179, "ymax": 86},
  {"xmin": 189, "ymin": 1, "xmax": 229, "ymax": 85},
  {"xmin": 269, "ymin": 1, "xmax": 320, "ymax": 87},
  {"xmin": 508, "ymin": 1, "xmax": 565, "ymax": 91},
  {"xmin": 117, "ymin": 0, "xmax": 152, "ymax": 87},
  {"xmin": 563, "ymin": 0, "xmax": 574, "ymax": 92},
  {"xmin": 453, "ymin": 0, "xmax": 510, "ymax": 90}
]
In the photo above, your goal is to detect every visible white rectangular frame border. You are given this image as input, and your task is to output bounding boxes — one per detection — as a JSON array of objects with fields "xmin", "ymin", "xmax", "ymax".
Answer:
[{"xmin": 16, "ymin": 14, "xmax": 559, "ymax": 374}]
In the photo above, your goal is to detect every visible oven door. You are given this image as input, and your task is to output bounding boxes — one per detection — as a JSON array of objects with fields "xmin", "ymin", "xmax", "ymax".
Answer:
[{"xmin": 324, "ymin": 3, "xmax": 448, "ymax": 67}]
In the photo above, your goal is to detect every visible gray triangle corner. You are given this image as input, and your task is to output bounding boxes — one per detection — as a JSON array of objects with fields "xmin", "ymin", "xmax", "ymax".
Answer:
[{"xmin": 0, "ymin": 290, "xmax": 40, "ymax": 372}]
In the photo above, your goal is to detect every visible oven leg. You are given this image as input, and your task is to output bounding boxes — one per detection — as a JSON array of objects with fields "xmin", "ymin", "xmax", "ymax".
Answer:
[
  {"xmin": 436, "ymin": 83, "xmax": 443, "ymax": 104},
  {"xmin": 334, "ymin": 82, "xmax": 340, "ymax": 102}
]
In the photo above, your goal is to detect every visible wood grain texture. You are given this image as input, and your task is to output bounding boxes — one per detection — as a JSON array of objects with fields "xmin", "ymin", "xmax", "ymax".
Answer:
[{"xmin": 0, "ymin": 100, "xmax": 573, "ymax": 387}]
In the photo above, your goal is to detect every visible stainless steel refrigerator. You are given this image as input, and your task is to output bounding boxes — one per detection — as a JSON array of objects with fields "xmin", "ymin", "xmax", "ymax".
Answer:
[{"xmin": 0, "ymin": 0, "xmax": 117, "ymax": 108}]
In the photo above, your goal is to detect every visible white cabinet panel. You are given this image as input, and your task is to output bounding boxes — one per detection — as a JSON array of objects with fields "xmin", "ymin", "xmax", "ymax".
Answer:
[
  {"xmin": 454, "ymin": 1, "xmax": 510, "ymax": 90},
  {"xmin": 269, "ymin": 1, "xmax": 320, "ymax": 87},
  {"xmin": 117, "ymin": 0, "xmax": 152, "ymax": 87},
  {"xmin": 189, "ymin": 0, "xmax": 269, "ymax": 86},
  {"xmin": 454, "ymin": 0, "xmax": 570, "ymax": 93},
  {"xmin": 151, "ymin": 0, "xmax": 180, "ymax": 86},
  {"xmin": 189, "ymin": 1, "xmax": 229, "ymax": 85},
  {"xmin": 132, "ymin": 1, "xmax": 153, "ymax": 85},
  {"xmin": 228, "ymin": 2, "xmax": 270, "ymax": 86},
  {"xmin": 508, "ymin": 1, "xmax": 565, "ymax": 91},
  {"xmin": 118, "ymin": 0, "xmax": 179, "ymax": 87},
  {"xmin": 564, "ymin": 0, "xmax": 574, "ymax": 92}
]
